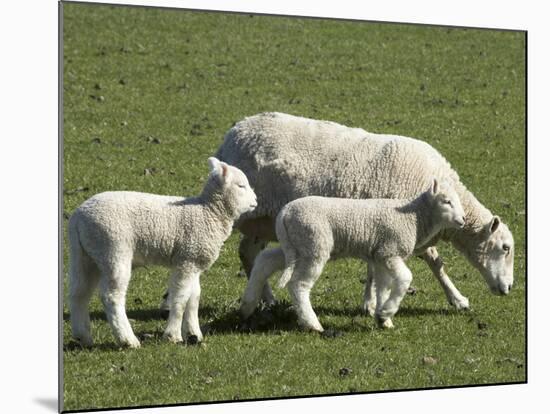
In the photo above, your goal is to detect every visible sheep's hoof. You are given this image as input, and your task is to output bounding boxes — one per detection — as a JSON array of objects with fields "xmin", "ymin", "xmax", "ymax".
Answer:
[
  {"xmin": 74, "ymin": 336, "xmax": 93, "ymax": 348},
  {"xmin": 186, "ymin": 335, "xmax": 201, "ymax": 346},
  {"xmin": 299, "ymin": 321, "xmax": 324, "ymax": 333},
  {"xmin": 375, "ymin": 315, "xmax": 394, "ymax": 329},
  {"xmin": 122, "ymin": 337, "xmax": 141, "ymax": 349},
  {"xmin": 162, "ymin": 332, "xmax": 183, "ymax": 344},
  {"xmin": 363, "ymin": 301, "xmax": 376, "ymax": 317},
  {"xmin": 449, "ymin": 296, "xmax": 470, "ymax": 310}
]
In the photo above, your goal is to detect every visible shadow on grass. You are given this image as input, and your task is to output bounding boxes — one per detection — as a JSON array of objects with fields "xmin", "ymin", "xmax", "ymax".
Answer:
[{"xmin": 63, "ymin": 301, "xmax": 468, "ymax": 352}]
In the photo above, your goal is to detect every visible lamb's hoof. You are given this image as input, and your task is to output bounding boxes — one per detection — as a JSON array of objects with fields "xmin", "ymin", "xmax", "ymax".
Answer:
[
  {"xmin": 299, "ymin": 321, "xmax": 324, "ymax": 333},
  {"xmin": 163, "ymin": 332, "xmax": 183, "ymax": 344},
  {"xmin": 122, "ymin": 336, "xmax": 141, "ymax": 349},
  {"xmin": 375, "ymin": 315, "xmax": 394, "ymax": 329},
  {"xmin": 363, "ymin": 301, "xmax": 376, "ymax": 317},
  {"xmin": 160, "ymin": 309, "xmax": 170, "ymax": 320},
  {"xmin": 186, "ymin": 335, "xmax": 201, "ymax": 346},
  {"xmin": 449, "ymin": 296, "xmax": 470, "ymax": 310},
  {"xmin": 261, "ymin": 297, "xmax": 277, "ymax": 308},
  {"xmin": 74, "ymin": 336, "xmax": 93, "ymax": 348}
]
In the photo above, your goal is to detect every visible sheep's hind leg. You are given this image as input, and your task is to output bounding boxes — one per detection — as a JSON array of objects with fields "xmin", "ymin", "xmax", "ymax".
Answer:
[
  {"xmin": 69, "ymin": 252, "xmax": 100, "ymax": 347},
  {"xmin": 374, "ymin": 257, "xmax": 412, "ymax": 329},
  {"xmin": 163, "ymin": 264, "xmax": 200, "ymax": 343},
  {"xmin": 239, "ymin": 235, "xmax": 275, "ymax": 306},
  {"xmin": 362, "ymin": 263, "xmax": 377, "ymax": 317},
  {"xmin": 287, "ymin": 258, "xmax": 326, "ymax": 332},
  {"xmin": 240, "ymin": 247, "xmax": 286, "ymax": 319},
  {"xmin": 421, "ymin": 246, "xmax": 469, "ymax": 310},
  {"xmin": 181, "ymin": 273, "xmax": 203, "ymax": 342},
  {"xmin": 99, "ymin": 256, "xmax": 140, "ymax": 348}
]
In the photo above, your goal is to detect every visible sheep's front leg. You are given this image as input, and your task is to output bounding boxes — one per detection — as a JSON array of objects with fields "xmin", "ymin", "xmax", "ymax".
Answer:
[
  {"xmin": 287, "ymin": 259, "xmax": 326, "ymax": 332},
  {"xmin": 374, "ymin": 257, "xmax": 412, "ymax": 329},
  {"xmin": 421, "ymin": 246, "xmax": 469, "ymax": 310},
  {"xmin": 239, "ymin": 235, "xmax": 276, "ymax": 306},
  {"xmin": 163, "ymin": 265, "xmax": 200, "ymax": 343},
  {"xmin": 240, "ymin": 247, "xmax": 286, "ymax": 319},
  {"xmin": 99, "ymin": 256, "xmax": 140, "ymax": 348},
  {"xmin": 182, "ymin": 274, "xmax": 203, "ymax": 342},
  {"xmin": 362, "ymin": 263, "xmax": 377, "ymax": 316}
]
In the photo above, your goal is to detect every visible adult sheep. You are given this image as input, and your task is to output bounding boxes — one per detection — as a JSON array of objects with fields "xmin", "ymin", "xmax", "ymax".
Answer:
[{"xmin": 212, "ymin": 112, "xmax": 515, "ymax": 311}]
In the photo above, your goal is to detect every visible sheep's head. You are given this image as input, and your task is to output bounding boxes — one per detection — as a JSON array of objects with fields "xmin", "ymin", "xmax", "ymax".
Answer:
[
  {"xmin": 462, "ymin": 216, "xmax": 515, "ymax": 296},
  {"xmin": 207, "ymin": 157, "xmax": 257, "ymax": 218},
  {"xmin": 426, "ymin": 178, "xmax": 466, "ymax": 230}
]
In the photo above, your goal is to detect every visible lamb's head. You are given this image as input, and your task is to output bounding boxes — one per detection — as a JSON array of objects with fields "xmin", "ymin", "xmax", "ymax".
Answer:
[
  {"xmin": 426, "ymin": 178, "xmax": 466, "ymax": 230},
  {"xmin": 205, "ymin": 157, "xmax": 257, "ymax": 218},
  {"xmin": 461, "ymin": 216, "xmax": 515, "ymax": 296}
]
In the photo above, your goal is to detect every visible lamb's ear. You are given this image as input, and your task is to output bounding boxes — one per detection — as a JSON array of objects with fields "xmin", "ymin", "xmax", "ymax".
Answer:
[
  {"xmin": 489, "ymin": 216, "xmax": 501, "ymax": 234},
  {"xmin": 431, "ymin": 178, "xmax": 439, "ymax": 195},
  {"xmin": 220, "ymin": 162, "xmax": 230, "ymax": 179}
]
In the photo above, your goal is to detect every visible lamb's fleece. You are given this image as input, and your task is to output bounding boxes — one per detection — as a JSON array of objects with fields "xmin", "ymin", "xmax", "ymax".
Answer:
[
  {"xmin": 276, "ymin": 184, "xmax": 466, "ymax": 289},
  {"xmin": 69, "ymin": 157, "xmax": 257, "ymax": 348},
  {"xmin": 217, "ymin": 112, "xmax": 514, "ymax": 302}
]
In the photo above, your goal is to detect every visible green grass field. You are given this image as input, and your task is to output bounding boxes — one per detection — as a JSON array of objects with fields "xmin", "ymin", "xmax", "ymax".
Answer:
[{"xmin": 62, "ymin": 3, "xmax": 526, "ymax": 411}]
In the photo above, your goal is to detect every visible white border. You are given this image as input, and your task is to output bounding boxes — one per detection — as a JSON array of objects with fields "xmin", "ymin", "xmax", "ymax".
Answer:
[{"xmin": 2, "ymin": 1, "xmax": 547, "ymax": 413}]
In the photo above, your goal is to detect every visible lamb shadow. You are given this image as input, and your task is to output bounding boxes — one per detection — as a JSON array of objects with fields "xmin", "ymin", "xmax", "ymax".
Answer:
[{"xmin": 203, "ymin": 301, "xmax": 300, "ymax": 335}]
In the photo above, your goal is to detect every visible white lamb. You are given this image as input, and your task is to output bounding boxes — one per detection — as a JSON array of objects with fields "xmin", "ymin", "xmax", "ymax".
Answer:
[
  {"xmin": 68, "ymin": 157, "xmax": 257, "ymax": 348},
  {"xmin": 241, "ymin": 179, "xmax": 466, "ymax": 331},
  {"xmin": 213, "ymin": 112, "xmax": 515, "ymax": 313}
]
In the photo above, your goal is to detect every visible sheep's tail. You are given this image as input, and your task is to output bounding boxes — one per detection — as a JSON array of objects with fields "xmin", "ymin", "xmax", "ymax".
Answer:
[{"xmin": 276, "ymin": 205, "xmax": 297, "ymax": 289}]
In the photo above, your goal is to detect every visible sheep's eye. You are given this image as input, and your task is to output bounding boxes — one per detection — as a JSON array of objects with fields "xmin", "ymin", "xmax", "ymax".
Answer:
[
  {"xmin": 444, "ymin": 199, "xmax": 452, "ymax": 205},
  {"xmin": 503, "ymin": 244, "xmax": 510, "ymax": 253},
  {"xmin": 237, "ymin": 184, "xmax": 246, "ymax": 189}
]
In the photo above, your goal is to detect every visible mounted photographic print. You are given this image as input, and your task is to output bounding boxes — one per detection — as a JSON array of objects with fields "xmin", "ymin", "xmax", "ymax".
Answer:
[{"xmin": 61, "ymin": 1, "xmax": 526, "ymax": 412}]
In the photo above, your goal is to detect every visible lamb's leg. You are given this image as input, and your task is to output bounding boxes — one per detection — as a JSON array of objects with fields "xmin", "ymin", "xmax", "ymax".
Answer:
[
  {"xmin": 239, "ymin": 235, "xmax": 275, "ymax": 305},
  {"xmin": 420, "ymin": 246, "xmax": 469, "ymax": 310},
  {"xmin": 287, "ymin": 258, "xmax": 326, "ymax": 332},
  {"xmin": 163, "ymin": 265, "xmax": 199, "ymax": 343},
  {"xmin": 69, "ymin": 251, "xmax": 100, "ymax": 347},
  {"xmin": 362, "ymin": 263, "xmax": 377, "ymax": 316},
  {"xmin": 181, "ymin": 273, "xmax": 203, "ymax": 342},
  {"xmin": 99, "ymin": 256, "xmax": 140, "ymax": 348},
  {"xmin": 240, "ymin": 247, "xmax": 286, "ymax": 319},
  {"xmin": 374, "ymin": 257, "xmax": 412, "ymax": 329}
]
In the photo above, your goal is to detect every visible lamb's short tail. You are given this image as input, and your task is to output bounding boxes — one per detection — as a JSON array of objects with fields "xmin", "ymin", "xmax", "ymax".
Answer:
[{"xmin": 276, "ymin": 205, "xmax": 297, "ymax": 289}]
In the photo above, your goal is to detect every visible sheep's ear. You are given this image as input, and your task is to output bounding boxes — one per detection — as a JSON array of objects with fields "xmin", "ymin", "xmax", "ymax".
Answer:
[
  {"xmin": 220, "ymin": 162, "xmax": 229, "ymax": 179},
  {"xmin": 489, "ymin": 216, "xmax": 501, "ymax": 234},
  {"xmin": 431, "ymin": 178, "xmax": 439, "ymax": 195}
]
